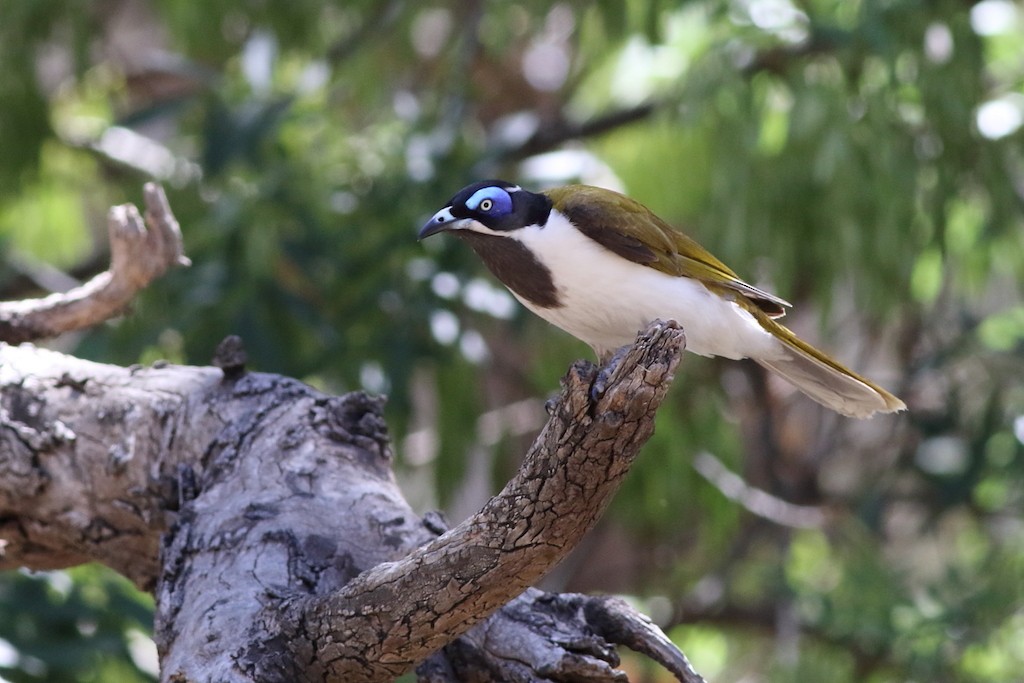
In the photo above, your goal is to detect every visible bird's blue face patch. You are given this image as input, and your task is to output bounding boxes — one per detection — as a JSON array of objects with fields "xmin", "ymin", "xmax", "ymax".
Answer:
[
  {"xmin": 418, "ymin": 179, "xmax": 550, "ymax": 236},
  {"xmin": 465, "ymin": 186, "xmax": 513, "ymax": 217}
]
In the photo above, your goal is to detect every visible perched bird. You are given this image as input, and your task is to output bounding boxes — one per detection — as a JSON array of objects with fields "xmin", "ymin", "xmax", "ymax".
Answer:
[{"xmin": 419, "ymin": 180, "xmax": 905, "ymax": 418}]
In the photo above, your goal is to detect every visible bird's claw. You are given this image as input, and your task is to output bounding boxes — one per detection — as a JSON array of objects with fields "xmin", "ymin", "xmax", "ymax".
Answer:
[{"xmin": 590, "ymin": 344, "xmax": 631, "ymax": 402}]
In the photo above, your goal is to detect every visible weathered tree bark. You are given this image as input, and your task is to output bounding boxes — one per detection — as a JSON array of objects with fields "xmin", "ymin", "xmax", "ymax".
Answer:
[
  {"xmin": 0, "ymin": 186, "xmax": 704, "ymax": 683},
  {"xmin": 0, "ymin": 183, "xmax": 189, "ymax": 344}
]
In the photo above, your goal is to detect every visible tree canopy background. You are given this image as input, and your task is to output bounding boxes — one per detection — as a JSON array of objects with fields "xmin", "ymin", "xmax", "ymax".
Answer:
[{"xmin": 1, "ymin": 0, "xmax": 1022, "ymax": 681}]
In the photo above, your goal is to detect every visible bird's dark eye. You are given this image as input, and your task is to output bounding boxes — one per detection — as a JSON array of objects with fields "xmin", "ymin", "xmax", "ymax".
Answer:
[{"xmin": 480, "ymin": 199, "xmax": 493, "ymax": 211}]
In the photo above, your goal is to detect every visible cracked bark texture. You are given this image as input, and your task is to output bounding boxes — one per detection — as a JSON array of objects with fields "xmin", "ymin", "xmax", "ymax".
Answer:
[
  {"xmin": 0, "ymin": 322, "xmax": 694, "ymax": 682},
  {"xmin": 287, "ymin": 322, "xmax": 688, "ymax": 681},
  {"xmin": 0, "ymin": 184, "xmax": 699, "ymax": 682}
]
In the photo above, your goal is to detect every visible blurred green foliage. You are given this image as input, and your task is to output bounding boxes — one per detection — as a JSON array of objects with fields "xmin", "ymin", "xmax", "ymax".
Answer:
[
  {"xmin": 1, "ymin": 0, "xmax": 1023, "ymax": 681},
  {"xmin": 0, "ymin": 567, "xmax": 155, "ymax": 683}
]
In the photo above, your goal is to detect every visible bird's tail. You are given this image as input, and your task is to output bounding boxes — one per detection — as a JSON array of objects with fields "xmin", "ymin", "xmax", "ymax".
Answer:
[{"xmin": 750, "ymin": 310, "xmax": 906, "ymax": 418}]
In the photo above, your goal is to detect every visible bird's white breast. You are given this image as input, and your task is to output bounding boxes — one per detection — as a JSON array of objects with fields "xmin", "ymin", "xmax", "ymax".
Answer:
[{"xmin": 507, "ymin": 210, "xmax": 780, "ymax": 360}]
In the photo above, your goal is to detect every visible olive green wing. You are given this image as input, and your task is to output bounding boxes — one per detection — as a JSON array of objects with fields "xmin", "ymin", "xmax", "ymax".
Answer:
[{"xmin": 546, "ymin": 185, "xmax": 790, "ymax": 317}]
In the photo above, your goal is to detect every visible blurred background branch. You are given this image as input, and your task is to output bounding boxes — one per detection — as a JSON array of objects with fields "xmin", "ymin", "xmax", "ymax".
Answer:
[
  {"xmin": 0, "ymin": 184, "xmax": 187, "ymax": 343},
  {"xmin": 692, "ymin": 451, "xmax": 828, "ymax": 529}
]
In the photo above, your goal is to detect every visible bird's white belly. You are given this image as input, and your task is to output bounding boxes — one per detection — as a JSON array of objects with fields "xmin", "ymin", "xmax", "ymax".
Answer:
[{"xmin": 511, "ymin": 213, "xmax": 779, "ymax": 360}]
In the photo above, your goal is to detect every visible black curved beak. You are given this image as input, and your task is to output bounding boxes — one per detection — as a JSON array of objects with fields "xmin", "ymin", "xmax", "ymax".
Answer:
[{"xmin": 418, "ymin": 206, "xmax": 460, "ymax": 240}]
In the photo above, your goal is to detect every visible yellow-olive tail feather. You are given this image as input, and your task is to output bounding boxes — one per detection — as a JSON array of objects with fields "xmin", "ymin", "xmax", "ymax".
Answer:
[{"xmin": 749, "ymin": 310, "xmax": 906, "ymax": 419}]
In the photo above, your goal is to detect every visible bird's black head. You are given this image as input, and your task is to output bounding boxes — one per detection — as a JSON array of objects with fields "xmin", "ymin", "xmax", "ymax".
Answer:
[{"xmin": 418, "ymin": 180, "xmax": 552, "ymax": 239}]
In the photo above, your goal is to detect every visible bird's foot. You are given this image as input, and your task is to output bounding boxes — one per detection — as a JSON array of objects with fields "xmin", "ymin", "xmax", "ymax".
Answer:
[
  {"xmin": 590, "ymin": 344, "xmax": 631, "ymax": 402},
  {"xmin": 544, "ymin": 392, "xmax": 559, "ymax": 415}
]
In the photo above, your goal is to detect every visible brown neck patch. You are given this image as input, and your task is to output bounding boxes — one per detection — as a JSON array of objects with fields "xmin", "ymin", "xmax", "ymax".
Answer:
[{"xmin": 457, "ymin": 232, "xmax": 561, "ymax": 308}]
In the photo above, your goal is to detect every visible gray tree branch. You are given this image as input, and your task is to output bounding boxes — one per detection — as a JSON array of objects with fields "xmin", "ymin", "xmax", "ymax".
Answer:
[
  {"xmin": 0, "ymin": 183, "xmax": 189, "ymax": 344},
  {"xmin": 0, "ymin": 324, "xmax": 694, "ymax": 682},
  {"xmin": 0, "ymin": 186, "xmax": 700, "ymax": 682},
  {"xmin": 278, "ymin": 321, "xmax": 687, "ymax": 681}
]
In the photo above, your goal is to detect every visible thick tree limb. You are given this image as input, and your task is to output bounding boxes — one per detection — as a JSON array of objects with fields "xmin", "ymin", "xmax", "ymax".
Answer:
[
  {"xmin": 0, "ymin": 322, "xmax": 694, "ymax": 682},
  {"xmin": 0, "ymin": 183, "xmax": 189, "ymax": 344},
  {"xmin": 0, "ymin": 345, "xmax": 218, "ymax": 586},
  {"xmin": 277, "ymin": 321, "xmax": 687, "ymax": 681},
  {"xmin": 0, "ymin": 186, "xmax": 698, "ymax": 682}
]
